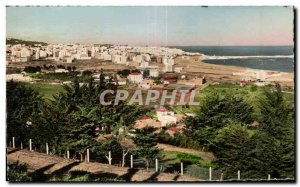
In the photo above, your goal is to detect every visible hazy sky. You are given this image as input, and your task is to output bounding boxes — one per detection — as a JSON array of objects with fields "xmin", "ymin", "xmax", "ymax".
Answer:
[{"xmin": 6, "ymin": 6, "xmax": 294, "ymax": 46}]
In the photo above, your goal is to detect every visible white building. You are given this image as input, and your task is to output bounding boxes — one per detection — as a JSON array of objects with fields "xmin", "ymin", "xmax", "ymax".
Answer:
[
  {"xmin": 174, "ymin": 67, "xmax": 183, "ymax": 73},
  {"xmin": 156, "ymin": 109, "xmax": 177, "ymax": 127},
  {"xmin": 35, "ymin": 48, "xmax": 40, "ymax": 60},
  {"xmin": 149, "ymin": 69, "xmax": 159, "ymax": 77},
  {"xmin": 112, "ymin": 54, "xmax": 127, "ymax": 64},
  {"xmin": 127, "ymin": 72, "xmax": 143, "ymax": 83},
  {"xmin": 100, "ymin": 51, "xmax": 112, "ymax": 61},
  {"xmin": 66, "ymin": 57, "xmax": 73, "ymax": 63},
  {"xmin": 55, "ymin": 69, "xmax": 69, "ymax": 73},
  {"xmin": 133, "ymin": 55, "xmax": 143, "ymax": 63},
  {"xmin": 143, "ymin": 54, "xmax": 151, "ymax": 62},
  {"xmin": 39, "ymin": 50, "xmax": 47, "ymax": 58},
  {"xmin": 140, "ymin": 61, "xmax": 149, "ymax": 68},
  {"xmin": 20, "ymin": 47, "xmax": 31, "ymax": 58},
  {"xmin": 163, "ymin": 57, "xmax": 174, "ymax": 72}
]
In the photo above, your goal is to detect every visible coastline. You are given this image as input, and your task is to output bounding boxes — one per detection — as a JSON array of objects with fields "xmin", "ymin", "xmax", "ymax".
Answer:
[{"xmin": 174, "ymin": 58, "xmax": 294, "ymax": 88}]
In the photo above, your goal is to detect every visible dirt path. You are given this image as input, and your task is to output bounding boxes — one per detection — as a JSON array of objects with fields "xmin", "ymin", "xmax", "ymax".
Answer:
[
  {"xmin": 7, "ymin": 148, "xmax": 201, "ymax": 182},
  {"xmin": 157, "ymin": 143, "xmax": 215, "ymax": 162}
]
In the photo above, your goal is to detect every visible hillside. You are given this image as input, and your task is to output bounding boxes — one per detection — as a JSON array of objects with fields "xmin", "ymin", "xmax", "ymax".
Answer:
[{"xmin": 6, "ymin": 38, "xmax": 47, "ymax": 46}]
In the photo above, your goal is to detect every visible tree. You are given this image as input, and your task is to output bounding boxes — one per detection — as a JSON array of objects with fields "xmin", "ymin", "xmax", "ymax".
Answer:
[
  {"xmin": 256, "ymin": 83, "xmax": 294, "ymax": 178},
  {"xmin": 117, "ymin": 69, "xmax": 131, "ymax": 77},
  {"xmin": 210, "ymin": 121, "xmax": 250, "ymax": 176},
  {"xmin": 23, "ymin": 66, "xmax": 41, "ymax": 73},
  {"xmin": 40, "ymin": 74, "xmax": 144, "ymax": 159},
  {"xmin": 113, "ymin": 117, "xmax": 134, "ymax": 167},
  {"xmin": 93, "ymin": 138, "xmax": 123, "ymax": 165},
  {"xmin": 228, "ymin": 131, "xmax": 281, "ymax": 179},
  {"xmin": 224, "ymin": 84, "xmax": 294, "ymax": 179},
  {"xmin": 259, "ymin": 83, "xmax": 292, "ymax": 139},
  {"xmin": 132, "ymin": 127, "xmax": 160, "ymax": 171},
  {"xmin": 143, "ymin": 70, "xmax": 150, "ymax": 78},
  {"xmin": 66, "ymin": 106, "xmax": 100, "ymax": 160},
  {"xmin": 185, "ymin": 93, "xmax": 253, "ymax": 149},
  {"xmin": 6, "ymin": 81, "xmax": 43, "ymax": 144}
]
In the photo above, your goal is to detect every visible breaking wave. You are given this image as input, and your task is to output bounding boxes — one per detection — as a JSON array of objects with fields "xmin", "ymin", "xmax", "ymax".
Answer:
[{"xmin": 202, "ymin": 55, "xmax": 294, "ymax": 60}]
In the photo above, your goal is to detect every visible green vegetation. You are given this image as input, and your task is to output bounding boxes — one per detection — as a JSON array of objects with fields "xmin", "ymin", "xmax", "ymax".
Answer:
[
  {"xmin": 184, "ymin": 83, "xmax": 294, "ymax": 179},
  {"xmin": 158, "ymin": 131, "xmax": 203, "ymax": 150},
  {"xmin": 28, "ymin": 72, "xmax": 94, "ymax": 83},
  {"xmin": 7, "ymin": 163, "xmax": 32, "ymax": 182},
  {"xmin": 132, "ymin": 127, "xmax": 160, "ymax": 171},
  {"xmin": 6, "ymin": 38, "xmax": 48, "ymax": 46},
  {"xmin": 23, "ymin": 83, "xmax": 65, "ymax": 100},
  {"xmin": 7, "ymin": 74, "xmax": 147, "ymax": 172},
  {"xmin": 171, "ymin": 83, "xmax": 293, "ymax": 116},
  {"xmin": 198, "ymin": 83, "xmax": 293, "ymax": 118},
  {"xmin": 28, "ymin": 72, "xmax": 75, "ymax": 81},
  {"xmin": 7, "ymin": 78, "xmax": 294, "ymax": 181},
  {"xmin": 7, "ymin": 81, "xmax": 42, "ymax": 143},
  {"xmin": 185, "ymin": 92, "xmax": 254, "ymax": 149},
  {"xmin": 161, "ymin": 151, "xmax": 216, "ymax": 169}
]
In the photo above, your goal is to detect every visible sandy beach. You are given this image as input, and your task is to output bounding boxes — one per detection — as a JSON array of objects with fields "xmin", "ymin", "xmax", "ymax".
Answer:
[{"xmin": 174, "ymin": 58, "xmax": 294, "ymax": 88}]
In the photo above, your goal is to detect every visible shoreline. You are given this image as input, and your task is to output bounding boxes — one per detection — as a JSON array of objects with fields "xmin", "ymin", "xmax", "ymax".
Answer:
[
  {"xmin": 202, "ymin": 60, "xmax": 294, "ymax": 74},
  {"xmin": 174, "ymin": 58, "xmax": 294, "ymax": 88}
]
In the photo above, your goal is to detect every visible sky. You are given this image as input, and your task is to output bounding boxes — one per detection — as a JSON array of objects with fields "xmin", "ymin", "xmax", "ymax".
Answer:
[{"xmin": 6, "ymin": 6, "xmax": 294, "ymax": 46}]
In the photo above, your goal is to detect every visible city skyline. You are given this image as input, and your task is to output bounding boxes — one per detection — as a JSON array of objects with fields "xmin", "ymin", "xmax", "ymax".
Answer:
[{"xmin": 6, "ymin": 6, "xmax": 294, "ymax": 46}]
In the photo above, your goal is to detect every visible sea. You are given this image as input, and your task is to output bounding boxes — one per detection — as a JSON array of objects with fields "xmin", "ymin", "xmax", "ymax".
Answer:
[{"xmin": 171, "ymin": 46, "xmax": 294, "ymax": 72}]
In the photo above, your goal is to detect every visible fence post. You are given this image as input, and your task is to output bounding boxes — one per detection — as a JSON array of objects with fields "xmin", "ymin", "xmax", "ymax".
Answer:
[
  {"xmin": 46, "ymin": 143, "xmax": 49, "ymax": 155},
  {"xmin": 155, "ymin": 158, "xmax": 158, "ymax": 172},
  {"xmin": 237, "ymin": 170, "xmax": 240, "ymax": 180},
  {"xmin": 268, "ymin": 174, "xmax": 271, "ymax": 181},
  {"xmin": 87, "ymin": 149, "xmax": 90, "ymax": 162},
  {"xmin": 29, "ymin": 139, "xmax": 32, "ymax": 151},
  {"xmin": 67, "ymin": 150, "xmax": 70, "ymax": 159},
  {"xmin": 20, "ymin": 142, "xmax": 23, "ymax": 150},
  {"xmin": 209, "ymin": 167, "xmax": 212, "ymax": 181},
  {"xmin": 109, "ymin": 151, "xmax": 112, "ymax": 165},
  {"xmin": 130, "ymin": 155, "xmax": 133, "ymax": 168},
  {"xmin": 220, "ymin": 173, "xmax": 223, "ymax": 181},
  {"xmin": 12, "ymin": 137, "xmax": 15, "ymax": 149},
  {"xmin": 181, "ymin": 162, "xmax": 183, "ymax": 175}
]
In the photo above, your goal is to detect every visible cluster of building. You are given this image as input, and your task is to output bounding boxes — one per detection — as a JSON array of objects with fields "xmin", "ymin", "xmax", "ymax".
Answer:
[
  {"xmin": 6, "ymin": 42, "xmax": 201, "ymax": 67},
  {"xmin": 133, "ymin": 108, "xmax": 186, "ymax": 136}
]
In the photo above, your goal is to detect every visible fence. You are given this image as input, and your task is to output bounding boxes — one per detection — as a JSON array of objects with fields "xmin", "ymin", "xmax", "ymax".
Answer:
[{"xmin": 7, "ymin": 137, "xmax": 293, "ymax": 181}]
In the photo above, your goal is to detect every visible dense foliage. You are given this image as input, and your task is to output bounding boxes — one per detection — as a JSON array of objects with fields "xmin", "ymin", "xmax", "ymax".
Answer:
[
  {"xmin": 184, "ymin": 83, "xmax": 294, "ymax": 179},
  {"xmin": 7, "ymin": 163, "xmax": 32, "ymax": 182},
  {"xmin": 185, "ymin": 92, "xmax": 253, "ymax": 149},
  {"xmin": 7, "ymin": 74, "xmax": 146, "ymax": 161},
  {"xmin": 132, "ymin": 127, "xmax": 160, "ymax": 170},
  {"xmin": 7, "ymin": 79, "xmax": 294, "ymax": 180},
  {"xmin": 6, "ymin": 38, "xmax": 48, "ymax": 46}
]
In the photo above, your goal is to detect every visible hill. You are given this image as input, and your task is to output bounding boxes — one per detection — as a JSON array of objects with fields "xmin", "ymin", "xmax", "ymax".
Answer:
[{"xmin": 6, "ymin": 38, "xmax": 48, "ymax": 46}]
